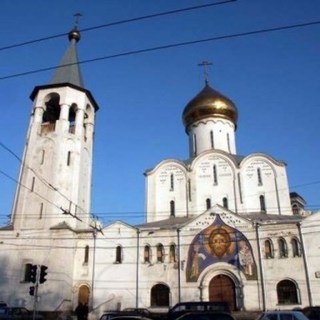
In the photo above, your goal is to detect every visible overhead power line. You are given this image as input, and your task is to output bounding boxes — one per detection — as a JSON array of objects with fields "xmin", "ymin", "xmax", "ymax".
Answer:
[
  {"xmin": 1, "ymin": 19, "xmax": 319, "ymax": 81},
  {"xmin": 0, "ymin": 0, "xmax": 236, "ymax": 52}
]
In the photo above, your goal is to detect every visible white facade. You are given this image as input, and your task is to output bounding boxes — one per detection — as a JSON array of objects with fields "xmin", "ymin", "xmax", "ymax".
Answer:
[{"xmin": 0, "ymin": 28, "xmax": 320, "ymax": 319}]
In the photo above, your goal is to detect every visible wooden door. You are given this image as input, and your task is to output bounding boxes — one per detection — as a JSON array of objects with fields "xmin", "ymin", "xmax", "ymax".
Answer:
[{"xmin": 209, "ymin": 275, "xmax": 236, "ymax": 311}]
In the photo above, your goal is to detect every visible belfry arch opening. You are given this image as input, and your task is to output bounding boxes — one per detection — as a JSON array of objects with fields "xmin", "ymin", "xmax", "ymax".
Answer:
[
  {"xmin": 209, "ymin": 274, "xmax": 236, "ymax": 311},
  {"xmin": 43, "ymin": 93, "xmax": 60, "ymax": 123}
]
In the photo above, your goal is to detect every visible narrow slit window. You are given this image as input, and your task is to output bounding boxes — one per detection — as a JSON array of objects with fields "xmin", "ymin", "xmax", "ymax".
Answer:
[
  {"xmin": 213, "ymin": 165, "xmax": 218, "ymax": 185},
  {"xmin": 67, "ymin": 151, "xmax": 71, "ymax": 166},
  {"xmin": 291, "ymin": 238, "xmax": 301, "ymax": 257},
  {"xmin": 116, "ymin": 246, "xmax": 122, "ymax": 263},
  {"xmin": 144, "ymin": 245, "xmax": 151, "ymax": 263},
  {"xmin": 206, "ymin": 198, "xmax": 211, "ymax": 210},
  {"xmin": 40, "ymin": 150, "xmax": 45, "ymax": 165},
  {"xmin": 170, "ymin": 173, "xmax": 174, "ymax": 191},
  {"xmin": 257, "ymin": 168, "xmax": 263, "ymax": 185},
  {"xmin": 170, "ymin": 201, "xmax": 175, "ymax": 217},
  {"xmin": 84, "ymin": 245, "xmax": 89, "ymax": 264},
  {"xmin": 169, "ymin": 244, "xmax": 176, "ymax": 263},
  {"xmin": 210, "ymin": 130, "xmax": 214, "ymax": 149},
  {"xmin": 188, "ymin": 179, "xmax": 191, "ymax": 201},
  {"xmin": 39, "ymin": 203, "xmax": 43, "ymax": 219},
  {"xmin": 227, "ymin": 133, "xmax": 230, "ymax": 152},
  {"xmin": 157, "ymin": 244, "xmax": 164, "ymax": 263},
  {"xmin": 193, "ymin": 134, "xmax": 197, "ymax": 155},
  {"xmin": 260, "ymin": 195, "xmax": 266, "ymax": 212},
  {"xmin": 31, "ymin": 177, "xmax": 35, "ymax": 192},
  {"xmin": 278, "ymin": 238, "xmax": 288, "ymax": 258},
  {"xmin": 223, "ymin": 197, "xmax": 228, "ymax": 210},
  {"xmin": 264, "ymin": 239, "xmax": 274, "ymax": 259}
]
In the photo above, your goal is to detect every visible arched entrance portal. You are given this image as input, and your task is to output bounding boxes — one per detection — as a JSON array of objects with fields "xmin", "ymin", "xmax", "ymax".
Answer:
[
  {"xmin": 150, "ymin": 284, "xmax": 170, "ymax": 307},
  {"xmin": 78, "ymin": 285, "xmax": 90, "ymax": 305},
  {"xmin": 209, "ymin": 275, "xmax": 236, "ymax": 311}
]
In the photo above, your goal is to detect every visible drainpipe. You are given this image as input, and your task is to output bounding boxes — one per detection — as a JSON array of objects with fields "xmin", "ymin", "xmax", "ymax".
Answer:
[
  {"xmin": 255, "ymin": 223, "xmax": 266, "ymax": 311},
  {"xmin": 136, "ymin": 229, "xmax": 140, "ymax": 308},
  {"xmin": 177, "ymin": 228, "xmax": 181, "ymax": 303},
  {"xmin": 91, "ymin": 231, "xmax": 96, "ymax": 310},
  {"xmin": 297, "ymin": 222, "xmax": 312, "ymax": 306}
]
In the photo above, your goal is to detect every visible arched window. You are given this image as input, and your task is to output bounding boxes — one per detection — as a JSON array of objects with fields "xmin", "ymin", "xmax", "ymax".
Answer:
[
  {"xmin": 170, "ymin": 200, "xmax": 175, "ymax": 217},
  {"xmin": 116, "ymin": 245, "xmax": 122, "ymax": 263},
  {"xmin": 260, "ymin": 195, "xmax": 266, "ymax": 212},
  {"xmin": 292, "ymin": 204, "xmax": 299, "ymax": 215},
  {"xmin": 206, "ymin": 198, "xmax": 211, "ymax": 210},
  {"xmin": 277, "ymin": 280, "xmax": 299, "ymax": 304},
  {"xmin": 43, "ymin": 94, "xmax": 60, "ymax": 124},
  {"xmin": 278, "ymin": 238, "xmax": 288, "ymax": 258},
  {"xmin": 169, "ymin": 244, "xmax": 176, "ymax": 263},
  {"xmin": 257, "ymin": 168, "xmax": 263, "ymax": 186},
  {"xmin": 84, "ymin": 245, "xmax": 89, "ymax": 264},
  {"xmin": 223, "ymin": 197, "xmax": 228, "ymax": 210},
  {"xmin": 68, "ymin": 104, "xmax": 76, "ymax": 134},
  {"xmin": 291, "ymin": 238, "xmax": 301, "ymax": 257},
  {"xmin": 150, "ymin": 284, "xmax": 170, "ymax": 307},
  {"xmin": 264, "ymin": 239, "xmax": 274, "ymax": 259},
  {"xmin": 144, "ymin": 245, "xmax": 151, "ymax": 263},
  {"xmin": 157, "ymin": 244, "xmax": 164, "ymax": 263}
]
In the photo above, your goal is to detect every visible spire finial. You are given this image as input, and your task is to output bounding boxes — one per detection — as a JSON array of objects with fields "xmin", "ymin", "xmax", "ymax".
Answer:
[
  {"xmin": 68, "ymin": 13, "xmax": 82, "ymax": 42},
  {"xmin": 198, "ymin": 60, "xmax": 212, "ymax": 85}
]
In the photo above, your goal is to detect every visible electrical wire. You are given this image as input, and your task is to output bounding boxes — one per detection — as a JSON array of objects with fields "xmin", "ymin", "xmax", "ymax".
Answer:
[
  {"xmin": 0, "ymin": 1, "xmax": 236, "ymax": 52},
  {"xmin": 1, "ymin": 19, "xmax": 320, "ymax": 81}
]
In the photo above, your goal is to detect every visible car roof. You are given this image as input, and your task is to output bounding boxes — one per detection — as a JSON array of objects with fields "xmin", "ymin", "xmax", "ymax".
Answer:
[{"xmin": 105, "ymin": 317, "xmax": 153, "ymax": 320}]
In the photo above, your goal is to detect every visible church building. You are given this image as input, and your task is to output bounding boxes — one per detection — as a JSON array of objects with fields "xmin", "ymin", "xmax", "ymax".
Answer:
[{"xmin": 0, "ymin": 27, "xmax": 319, "ymax": 317}]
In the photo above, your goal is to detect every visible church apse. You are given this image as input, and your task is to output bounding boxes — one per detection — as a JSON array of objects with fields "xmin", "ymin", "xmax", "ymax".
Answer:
[{"xmin": 186, "ymin": 215, "xmax": 257, "ymax": 282}]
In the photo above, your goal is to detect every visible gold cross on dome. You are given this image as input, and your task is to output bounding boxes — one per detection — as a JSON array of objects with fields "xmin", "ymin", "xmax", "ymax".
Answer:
[{"xmin": 198, "ymin": 60, "xmax": 212, "ymax": 84}]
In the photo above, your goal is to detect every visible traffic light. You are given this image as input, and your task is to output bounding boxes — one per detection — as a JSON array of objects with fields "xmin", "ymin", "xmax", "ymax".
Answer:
[
  {"xmin": 29, "ymin": 286, "xmax": 35, "ymax": 296},
  {"xmin": 39, "ymin": 265, "xmax": 48, "ymax": 284},
  {"xmin": 26, "ymin": 264, "xmax": 37, "ymax": 283},
  {"xmin": 30, "ymin": 265, "xmax": 37, "ymax": 283}
]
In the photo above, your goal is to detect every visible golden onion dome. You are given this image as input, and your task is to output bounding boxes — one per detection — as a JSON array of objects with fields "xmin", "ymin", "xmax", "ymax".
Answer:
[{"xmin": 182, "ymin": 82, "xmax": 238, "ymax": 130}]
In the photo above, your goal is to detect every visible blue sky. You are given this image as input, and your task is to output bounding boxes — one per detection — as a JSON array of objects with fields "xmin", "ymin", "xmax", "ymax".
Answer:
[{"xmin": 0, "ymin": 0, "xmax": 319, "ymax": 226}]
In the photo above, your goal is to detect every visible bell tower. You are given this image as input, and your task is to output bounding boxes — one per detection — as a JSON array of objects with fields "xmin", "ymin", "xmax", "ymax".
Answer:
[{"xmin": 11, "ymin": 27, "xmax": 99, "ymax": 230}]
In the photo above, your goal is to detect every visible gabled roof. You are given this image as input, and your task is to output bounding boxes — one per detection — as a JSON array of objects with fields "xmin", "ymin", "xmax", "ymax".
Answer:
[
  {"xmin": 241, "ymin": 213, "xmax": 303, "ymax": 224},
  {"xmin": 135, "ymin": 216, "xmax": 194, "ymax": 230},
  {"xmin": 135, "ymin": 207, "xmax": 304, "ymax": 231}
]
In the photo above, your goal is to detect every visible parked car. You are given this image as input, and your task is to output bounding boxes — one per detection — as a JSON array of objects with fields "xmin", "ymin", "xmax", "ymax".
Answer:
[
  {"xmin": 256, "ymin": 310, "xmax": 310, "ymax": 320},
  {"xmin": 0, "ymin": 307, "xmax": 43, "ymax": 320},
  {"xmin": 123, "ymin": 309, "xmax": 151, "ymax": 316},
  {"xmin": 99, "ymin": 311, "xmax": 152, "ymax": 320},
  {"xmin": 175, "ymin": 311, "xmax": 235, "ymax": 320},
  {"xmin": 102, "ymin": 317, "xmax": 153, "ymax": 320},
  {"xmin": 167, "ymin": 302, "xmax": 230, "ymax": 320},
  {"xmin": 302, "ymin": 306, "xmax": 320, "ymax": 320}
]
